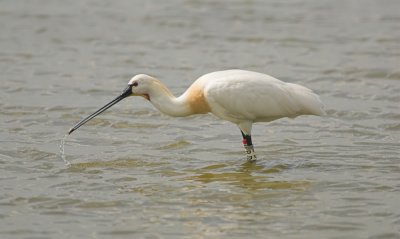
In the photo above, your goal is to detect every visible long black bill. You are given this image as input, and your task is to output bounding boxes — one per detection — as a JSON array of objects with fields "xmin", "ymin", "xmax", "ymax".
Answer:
[{"xmin": 68, "ymin": 85, "xmax": 132, "ymax": 135}]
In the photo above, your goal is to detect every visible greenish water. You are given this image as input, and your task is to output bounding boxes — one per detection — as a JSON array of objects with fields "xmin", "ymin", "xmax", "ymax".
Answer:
[{"xmin": 1, "ymin": 0, "xmax": 399, "ymax": 238}]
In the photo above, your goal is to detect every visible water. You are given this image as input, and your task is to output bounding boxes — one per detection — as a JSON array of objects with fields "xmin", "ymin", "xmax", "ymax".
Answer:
[
  {"xmin": 1, "ymin": 0, "xmax": 400, "ymax": 238},
  {"xmin": 59, "ymin": 134, "xmax": 70, "ymax": 166}
]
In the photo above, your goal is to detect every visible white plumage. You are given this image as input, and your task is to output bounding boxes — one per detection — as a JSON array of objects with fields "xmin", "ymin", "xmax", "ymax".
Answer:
[{"xmin": 200, "ymin": 70, "xmax": 324, "ymax": 134}]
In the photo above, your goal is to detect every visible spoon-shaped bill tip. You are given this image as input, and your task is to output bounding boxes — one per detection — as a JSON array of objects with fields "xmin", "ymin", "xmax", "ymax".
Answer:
[{"xmin": 68, "ymin": 128, "xmax": 75, "ymax": 135}]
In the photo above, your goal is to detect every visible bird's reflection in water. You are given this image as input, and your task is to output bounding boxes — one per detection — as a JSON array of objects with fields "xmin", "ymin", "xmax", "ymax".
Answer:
[
  {"xmin": 186, "ymin": 160, "xmax": 310, "ymax": 191},
  {"xmin": 63, "ymin": 156, "xmax": 310, "ymax": 193}
]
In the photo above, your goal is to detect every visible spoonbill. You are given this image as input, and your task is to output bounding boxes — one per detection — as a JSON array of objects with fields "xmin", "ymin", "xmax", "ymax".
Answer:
[{"xmin": 68, "ymin": 69, "xmax": 324, "ymax": 161}]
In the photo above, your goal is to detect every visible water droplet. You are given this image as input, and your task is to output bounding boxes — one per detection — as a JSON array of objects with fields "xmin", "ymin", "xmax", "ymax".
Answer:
[{"xmin": 59, "ymin": 134, "xmax": 71, "ymax": 166}]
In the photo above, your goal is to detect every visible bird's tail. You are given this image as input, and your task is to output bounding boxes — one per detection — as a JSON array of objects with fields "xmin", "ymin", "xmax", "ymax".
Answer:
[{"xmin": 287, "ymin": 83, "xmax": 325, "ymax": 116}]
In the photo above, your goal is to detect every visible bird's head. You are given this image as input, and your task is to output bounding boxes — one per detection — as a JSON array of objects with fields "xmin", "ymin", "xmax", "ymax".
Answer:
[
  {"xmin": 128, "ymin": 74, "xmax": 157, "ymax": 101},
  {"xmin": 67, "ymin": 74, "xmax": 157, "ymax": 135}
]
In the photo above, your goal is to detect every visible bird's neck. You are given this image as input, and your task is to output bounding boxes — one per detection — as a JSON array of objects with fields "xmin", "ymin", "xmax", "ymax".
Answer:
[{"xmin": 148, "ymin": 81, "xmax": 192, "ymax": 117}]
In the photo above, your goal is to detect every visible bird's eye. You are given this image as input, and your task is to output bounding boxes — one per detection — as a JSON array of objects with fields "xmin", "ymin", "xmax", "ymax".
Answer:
[{"xmin": 132, "ymin": 82, "xmax": 138, "ymax": 87}]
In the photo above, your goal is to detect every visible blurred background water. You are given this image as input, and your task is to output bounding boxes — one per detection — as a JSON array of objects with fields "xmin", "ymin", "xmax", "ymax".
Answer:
[{"xmin": 1, "ymin": 0, "xmax": 399, "ymax": 238}]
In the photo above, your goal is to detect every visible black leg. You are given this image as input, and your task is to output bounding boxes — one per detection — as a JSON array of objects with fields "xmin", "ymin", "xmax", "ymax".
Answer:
[{"xmin": 240, "ymin": 130, "xmax": 257, "ymax": 161}]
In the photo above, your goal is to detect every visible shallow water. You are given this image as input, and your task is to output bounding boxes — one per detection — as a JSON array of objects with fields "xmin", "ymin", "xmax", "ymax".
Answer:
[{"xmin": 1, "ymin": 0, "xmax": 399, "ymax": 238}]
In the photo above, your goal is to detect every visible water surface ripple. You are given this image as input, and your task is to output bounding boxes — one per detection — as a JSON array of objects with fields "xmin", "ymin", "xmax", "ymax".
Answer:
[{"xmin": 0, "ymin": 0, "xmax": 399, "ymax": 238}]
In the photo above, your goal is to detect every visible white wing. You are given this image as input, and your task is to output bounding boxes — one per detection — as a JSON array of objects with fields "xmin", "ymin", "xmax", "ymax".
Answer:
[{"xmin": 202, "ymin": 70, "xmax": 324, "ymax": 124}]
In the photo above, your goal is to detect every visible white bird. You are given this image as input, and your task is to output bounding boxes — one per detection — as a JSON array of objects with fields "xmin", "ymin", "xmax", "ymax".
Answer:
[{"xmin": 68, "ymin": 69, "xmax": 324, "ymax": 161}]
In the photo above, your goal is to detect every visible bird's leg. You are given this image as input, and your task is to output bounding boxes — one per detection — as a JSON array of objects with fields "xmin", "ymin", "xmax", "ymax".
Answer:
[{"xmin": 241, "ymin": 131, "xmax": 257, "ymax": 161}]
